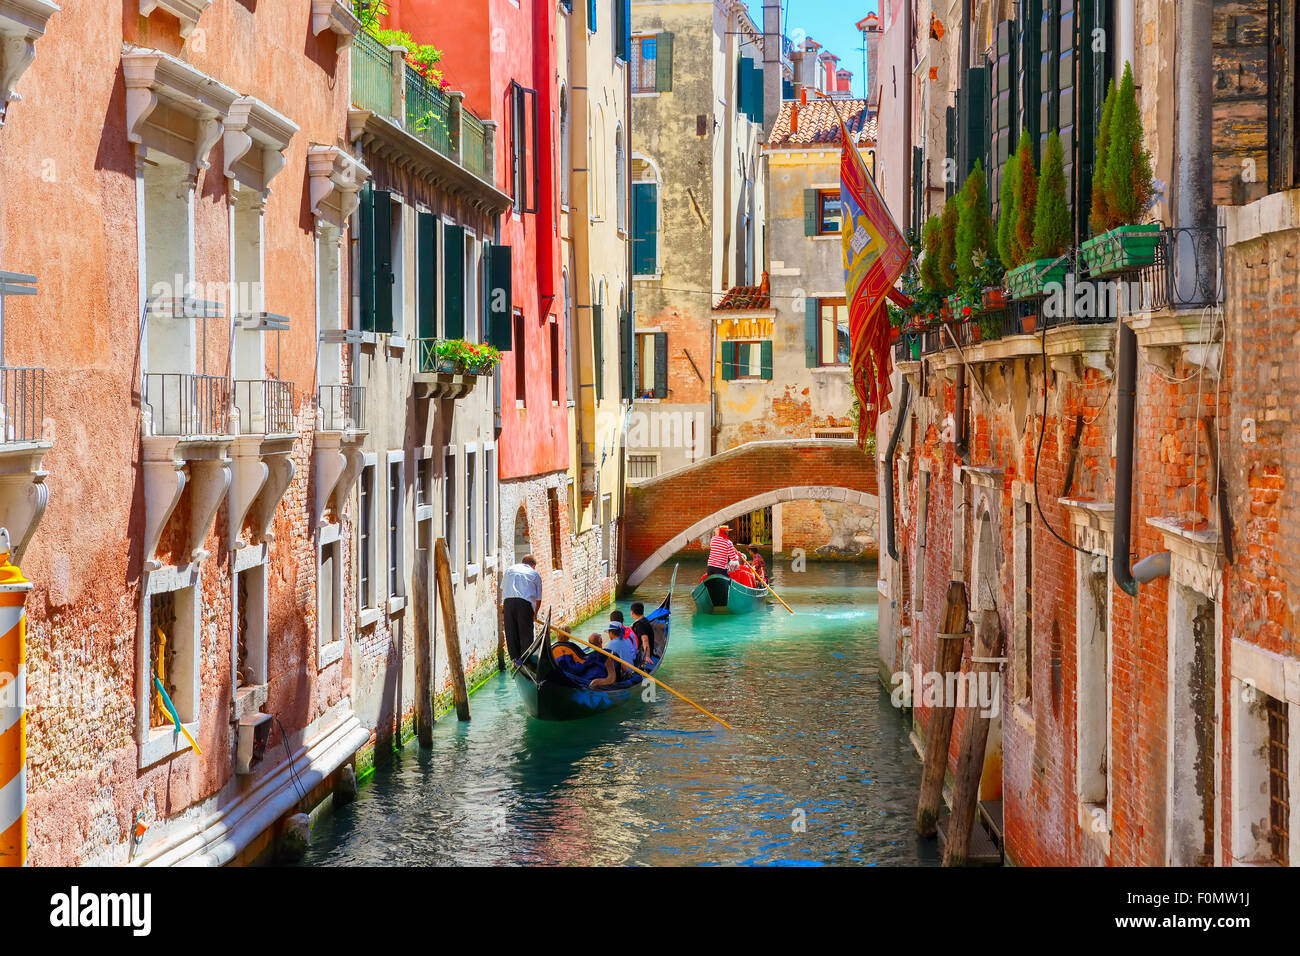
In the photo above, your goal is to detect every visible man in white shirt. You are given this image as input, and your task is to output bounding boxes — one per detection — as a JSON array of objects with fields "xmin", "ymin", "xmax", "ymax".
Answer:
[{"xmin": 502, "ymin": 554, "xmax": 543, "ymax": 662}]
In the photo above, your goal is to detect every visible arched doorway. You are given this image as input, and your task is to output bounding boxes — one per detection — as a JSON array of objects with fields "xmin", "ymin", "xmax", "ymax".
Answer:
[{"xmin": 512, "ymin": 504, "xmax": 530, "ymax": 564}]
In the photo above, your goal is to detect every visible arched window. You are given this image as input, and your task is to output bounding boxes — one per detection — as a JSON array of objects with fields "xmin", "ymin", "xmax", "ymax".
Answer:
[
  {"xmin": 559, "ymin": 86, "xmax": 571, "ymax": 207},
  {"xmin": 589, "ymin": 106, "xmax": 605, "ymax": 220},
  {"xmin": 615, "ymin": 125, "xmax": 627, "ymax": 233}
]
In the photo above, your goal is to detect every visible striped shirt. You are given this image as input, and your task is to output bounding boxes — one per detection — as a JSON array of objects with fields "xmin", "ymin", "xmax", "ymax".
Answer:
[{"xmin": 707, "ymin": 534, "xmax": 739, "ymax": 568}]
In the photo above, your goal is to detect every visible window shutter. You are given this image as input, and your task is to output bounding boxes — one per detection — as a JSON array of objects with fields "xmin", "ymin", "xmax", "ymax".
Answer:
[
  {"xmin": 443, "ymin": 224, "xmax": 465, "ymax": 340},
  {"xmin": 1038, "ymin": 0, "xmax": 1059, "ymax": 161},
  {"xmin": 619, "ymin": 309, "xmax": 633, "ymax": 401},
  {"xmin": 720, "ymin": 341, "xmax": 736, "ymax": 381},
  {"xmin": 760, "ymin": 340, "xmax": 773, "ymax": 380},
  {"xmin": 911, "ymin": 146, "xmax": 923, "ymax": 234},
  {"xmin": 803, "ymin": 189, "xmax": 818, "ymax": 236},
  {"xmin": 990, "ymin": 21, "xmax": 1017, "ymax": 222},
  {"xmin": 655, "ymin": 32, "xmax": 674, "ymax": 91},
  {"xmin": 738, "ymin": 57, "xmax": 753, "ymax": 123},
  {"xmin": 592, "ymin": 303, "xmax": 604, "ymax": 401},
  {"xmin": 616, "ymin": 0, "xmax": 631, "ymax": 61},
  {"xmin": 754, "ymin": 65, "xmax": 765, "ymax": 123},
  {"xmin": 959, "ymin": 65, "xmax": 988, "ymax": 181},
  {"xmin": 944, "ymin": 106, "xmax": 957, "ymax": 199},
  {"xmin": 488, "ymin": 244, "xmax": 513, "ymax": 350},
  {"xmin": 1077, "ymin": 0, "xmax": 1111, "ymax": 234},
  {"xmin": 1055, "ymin": 0, "xmax": 1076, "ymax": 201},
  {"xmin": 653, "ymin": 332, "xmax": 668, "ymax": 398},
  {"xmin": 632, "ymin": 182, "xmax": 658, "ymax": 274},
  {"xmin": 587, "ymin": 0, "xmax": 596, "ymax": 32},
  {"xmin": 805, "ymin": 297, "xmax": 819, "ymax": 367},
  {"xmin": 372, "ymin": 189, "xmax": 394, "ymax": 334},
  {"xmin": 1017, "ymin": 0, "xmax": 1042, "ymax": 159},
  {"xmin": 359, "ymin": 183, "xmax": 375, "ymax": 332},
  {"xmin": 417, "ymin": 212, "xmax": 437, "ymax": 341}
]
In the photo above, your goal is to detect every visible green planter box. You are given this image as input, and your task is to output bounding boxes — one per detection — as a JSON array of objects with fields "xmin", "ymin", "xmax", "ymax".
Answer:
[
  {"xmin": 1006, "ymin": 257, "xmax": 1069, "ymax": 300},
  {"xmin": 1079, "ymin": 223, "xmax": 1162, "ymax": 276}
]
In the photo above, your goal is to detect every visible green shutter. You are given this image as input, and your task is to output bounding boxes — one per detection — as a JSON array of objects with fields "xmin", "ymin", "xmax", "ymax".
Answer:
[
  {"xmin": 990, "ymin": 21, "xmax": 1017, "ymax": 223},
  {"xmin": 1077, "ymin": 0, "xmax": 1110, "ymax": 237},
  {"xmin": 592, "ymin": 303, "xmax": 604, "ymax": 401},
  {"xmin": 620, "ymin": 309, "xmax": 634, "ymax": 401},
  {"xmin": 805, "ymin": 297, "xmax": 819, "ymax": 367},
  {"xmin": 417, "ymin": 212, "xmax": 437, "ymax": 341},
  {"xmin": 1055, "ymin": 0, "xmax": 1076, "ymax": 201},
  {"xmin": 488, "ymin": 244, "xmax": 513, "ymax": 350},
  {"xmin": 653, "ymin": 332, "xmax": 668, "ymax": 398},
  {"xmin": 803, "ymin": 189, "xmax": 818, "ymax": 236},
  {"xmin": 760, "ymin": 340, "xmax": 773, "ymax": 380},
  {"xmin": 960, "ymin": 66, "xmax": 988, "ymax": 180},
  {"xmin": 632, "ymin": 183, "xmax": 657, "ymax": 274},
  {"xmin": 1038, "ymin": 0, "xmax": 1059, "ymax": 161},
  {"xmin": 443, "ymin": 224, "xmax": 465, "ymax": 339},
  {"xmin": 753, "ymin": 65, "xmax": 765, "ymax": 123},
  {"xmin": 616, "ymin": 0, "xmax": 630, "ymax": 61},
  {"xmin": 720, "ymin": 341, "xmax": 736, "ymax": 381},
  {"xmin": 945, "ymin": 106, "xmax": 957, "ymax": 199},
  {"xmin": 372, "ymin": 189, "xmax": 394, "ymax": 334},
  {"xmin": 587, "ymin": 0, "xmax": 596, "ymax": 32},
  {"xmin": 911, "ymin": 146, "xmax": 923, "ymax": 234},
  {"xmin": 655, "ymin": 32, "xmax": 673, "ymax": 92},
  {"xmin": 359, "ymin": 183, "xmax": 375, "ymax": 332},
  {"xmin": 738, "ymin": 58, "xmax": 753, "ymax": 123},
  {"xmin": 1018, "ymin": 0, "xmax": 1042, "ymax": 160}
]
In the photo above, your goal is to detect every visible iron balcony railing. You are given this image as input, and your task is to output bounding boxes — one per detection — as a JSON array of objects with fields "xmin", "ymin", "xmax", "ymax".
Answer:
[
  {"xmin": 405, "ymin": 65, "xmax": 455, "ymax": 157},
  {"xmin": 233, "ymin": 378, "xmax": 295, "ymax": 436},
  {"xmin": 0, "ymin": 366, "xmax": 44, "ymax": 444},
  {"xmin": 1080, "ymin": 224, "xmax": 1225, "ymax": 313},
  {"xmin": 462, "ymin": 110, "xmax": 490, "ymax": 181},
  {"xmin": 920, "ymin": 327, "xmax": 943, "ymax": 356},
  {"xmin": 143, "ymin": 373, "xmax": 230, "ymax": 437},
  {"xmin": 318, "ymin": 384, "xmax": 364, "ymax": 432},
  {"xmin": 351, "ymin": 28, "xmax": 394, "ymax": 117}
]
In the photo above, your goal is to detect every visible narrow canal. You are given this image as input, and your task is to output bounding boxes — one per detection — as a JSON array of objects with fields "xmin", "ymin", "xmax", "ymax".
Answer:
[{"xmin": 304, "ymin": 557, "xmax": 938, "ymax": 866}]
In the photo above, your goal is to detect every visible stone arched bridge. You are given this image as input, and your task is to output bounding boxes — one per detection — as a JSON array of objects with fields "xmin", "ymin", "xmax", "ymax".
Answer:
[{"xmin": 622, "ymin": 439, "xmax": 879, "ymax": 587}]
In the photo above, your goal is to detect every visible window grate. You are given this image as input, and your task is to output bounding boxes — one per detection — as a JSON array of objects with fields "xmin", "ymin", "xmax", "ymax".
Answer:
[{"xmin": 1267, "ymin": 695, "xmax": 1290, "ymax": 866}]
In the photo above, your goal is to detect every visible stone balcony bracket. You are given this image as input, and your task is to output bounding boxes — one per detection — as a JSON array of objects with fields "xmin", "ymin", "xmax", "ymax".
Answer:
[
  {"xmin": 228, "ymin": 434, "xmax": 296, "ymax": 550},
  {"xmin": 1147, "ymin": 515, "xmax": 1224, "ymax": 596},
  {"xmin": 224, "ymin": 95, "xmax": 299, "ymax": 197},
  {"xmin": 0, "ymin": 0, "xmax": 60, "ymax": 127},
  {"xmin": 141, "ymin": 434, "xmax": 232, "ymax": 571},
  {"xmin": 307, "ymin": 144, "xmax": 370, "ymax": 230},
  {"xmin": 1125, "ymin": 307, "xmax": 1224, "ymax": 379},
  {"xmin": 311, "ymin": 0, "xmax": 362, "ymax": 49},
  {"xmin": 414, "ymin": 371, "xmax": 479, "ymax": 401},
  {"xmin": 313, "ymin": 428, "xmax": 366, "ymax": 528},
  {"xmin": 122, "ymin": 46, "xmax": 239, "ymax": 173},
  {"xmin": 138, "ymin": 0, "xmax": 211, "ymax": 38},
  {"xmin": 1060, "ymin": 498, "xmax": 1116, "ymax": 557},
  {"xmin": 0, "ymin": 439, "xmax": 51, "ymax": 564}
]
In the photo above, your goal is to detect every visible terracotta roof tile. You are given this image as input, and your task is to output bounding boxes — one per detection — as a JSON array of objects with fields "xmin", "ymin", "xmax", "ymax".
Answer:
[
  {"xmin": 714, "ymin": 272, "xmax": 771, "ymax": 311},
  {"xmin": 766, "ymin": 98, "xmax": 876, "ymax": 149}
]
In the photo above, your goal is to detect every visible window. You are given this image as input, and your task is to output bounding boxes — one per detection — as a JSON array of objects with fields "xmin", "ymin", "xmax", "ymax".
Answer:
[
  {"xmin": 632, "ymin": 181, "xmax": 658, "ymax": 274},
  {"xmin": 563, "ymin": 271, "xmax": 577, "ymax": 403},
  {"xmin": 559, "ymin": 87, "xmax": 571, "ymax": 207},
  {"xmin": 1077, "ymin": 554, "xmax": 1110, "ymax": 828},
  {"xmin": 614, "ymin": 0, "xmax": 629, "ymax": 59},
  {"xmin": 817, "ymin": 190, "xmax": 841, "ymax": 234},
  {"xmin": 816, "ymin": 298, "xmax": 850, "ymax": 366},
  {"xmin": 443, "ymin": 221, "xmax": 466, "ymax": 339},
  {"xmin": 387, "ymin": 453, "xmax": 405, "ymax": 601},
  {"xmin": 1012, "ymin": 498, "xmax": 1033, "ymax": 705},
  {"xmin": 513, "ymin": 309, "xmax": 526, "ymax": 406},
  {"xmin": 416, "ymin": 450, "xmax": 432, "ymax": 509},
  {"xmin": 1168, "ymin": 588, "xmax": 1218, "ymax": 866},
  {"xmin": 615, "ymin": 127, "xmax": 627, "ymax": 233},
  {"xmin": 443, "ymin": 450, "xmax": 457, "ymax": 569},
  {"xmin": 509, "ymin": 82, "xmax": 538, "ymax": 213},
  {"xmin": 635, "ymin": 331, "xmax": 667, "ymax": 398},
  {"xmin": 720, "ymin": 340, "xmax": 772, "ymax": 380},
  {"xmin": 631, "ymin": 36, "xmax": 658, "ymax": 92},
  {"xmin": 359, "ymin": 459, "xmax": 377, "ymax": 610},
  {"xmin": 234, "ymin": 564, "xmax": 268, "ymax": 692},
  {"xmin": 550, "ymin": 319, "xmax": 561, "ymax": 403},
  {"xmin": 465, "ymin": 449, "xmax": 477, "ymax": 571},
  {"xmin": 592, "ymin": 286, "xmax": 605, "ymax": 401},
  {"xmin": 547, "ymin": 487, "xmax": 563, "ymax": 569},
  {"xmin": 358, "ymin": 185, "xmax": 396, "ymax": 334},
  {"xmin": 628, "ymin": 454, "xmax": 658, "ymax": 479},
  {"xmin": 1268, "ymin": 0, "xmax": 1300, "ymax": 191},
  {"xmin": 1266, "ymin": 696, "xmax": 1290, "ymax": 866},
  {"xmin": 484, "ymin": 447, "xmax": 496, "ymax": 559},
  {"xmin": 319, "ymin": 537, "xmax": 342, "ymax": 654},
  {"xmin": 589, "ymin": 106, "xmax": 605, "ymax": 220}
]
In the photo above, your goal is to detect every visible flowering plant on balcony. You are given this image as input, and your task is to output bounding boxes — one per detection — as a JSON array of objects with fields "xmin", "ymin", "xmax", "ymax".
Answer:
[
  {"xmin": 433, "ymin": 339, "xmax": 501, "ymax": 374},
  {"xmin": 353, "ymin": 2, "xmax": 450, "ymax": 88}
]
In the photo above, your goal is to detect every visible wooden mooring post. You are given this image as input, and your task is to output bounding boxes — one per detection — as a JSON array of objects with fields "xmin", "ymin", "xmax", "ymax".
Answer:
[
  {"xmin": 434, "ymin": 537, "xmax": 470, "ymax": 721},
  {"xmin": 943, "ymin": 609, "xmax": 1004, "ymax": 866},
  {"xmin": 413, "ymin": 540, "xmax": 435, "ymax": 746},
  {"xmin": 916, "ymin": 580, "xmax": 970, "ymax": 837}
]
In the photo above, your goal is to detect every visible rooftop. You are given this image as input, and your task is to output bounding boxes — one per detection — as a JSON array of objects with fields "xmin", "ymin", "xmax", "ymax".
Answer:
[
  {"xmin": 714, "ymin": 272, "xmax": 771, "ymax": 312},
  {"xmin": 766, "ymin": 98, "xmax": 875, "ymax": 149}
]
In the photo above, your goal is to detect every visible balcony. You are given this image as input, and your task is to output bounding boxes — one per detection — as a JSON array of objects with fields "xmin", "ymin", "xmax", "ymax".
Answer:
[
  {"xmin": 314, "ymin": 384, "xmax": 366, "ymax": 528},
  {"xmin": 142, "ymin": 372, "xmax": 229, "ymax": 437},
  {"xmin": 412, "ymin": 339, "xmax": 491, "ymax": 400},
  {"xmin": 0, "ymin": 363, "xmax": 50, "ymax": 562},
  {"xmin": 233, "ymin": 377, "xmax": 294, "ymax": 436},
  {"xmin": 347, "ymin": 29, "xmax": 509, "ymax": 211},
  {"xmin": 228, "ymin": 377, "xmax": 297, "ymax": 551}
]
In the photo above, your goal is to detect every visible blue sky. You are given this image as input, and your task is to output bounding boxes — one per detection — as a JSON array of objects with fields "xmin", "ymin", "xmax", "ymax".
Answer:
[{"xmin": 755, "ymin": 0, "xmax": 879, "ymax": 100}]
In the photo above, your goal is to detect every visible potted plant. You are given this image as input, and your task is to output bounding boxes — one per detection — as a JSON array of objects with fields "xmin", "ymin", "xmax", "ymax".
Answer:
[
  {"xmin": 432, "ymin": 339, "xmax": 502, "ymax": 374},
  {"xmin": 1006, "ymin": 130, "xmax": 1070, "ymax": 301},
  {"xmin": 1079, "ymin": 62, "xmax": 1159, "ymax": 276},
  {"xmin": 953, "ymin": 161, "xmax": 999, "ymax": 316},
  {"xmin": 937, "ymin": 198, "xmax": 959, "ymax": 317}
]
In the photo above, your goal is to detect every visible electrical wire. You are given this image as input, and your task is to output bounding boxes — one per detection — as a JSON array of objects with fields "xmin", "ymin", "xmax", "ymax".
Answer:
[
  {"xmin": 1033, "ymin": 318, "xmax": 1092, "ymax": 557},
  {"xmin": 275, "ymin": 716, "xmax": 310, "ymax": 804}
]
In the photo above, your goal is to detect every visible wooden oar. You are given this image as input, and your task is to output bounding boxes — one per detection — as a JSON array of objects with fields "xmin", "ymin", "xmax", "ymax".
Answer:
[
  {"xmin": 548, "ymin": 623, "xmax": 733, "ymax": 731},
  {"xmin": 761, "ymin": 577, "xmax": 795, "ymax": 615}
]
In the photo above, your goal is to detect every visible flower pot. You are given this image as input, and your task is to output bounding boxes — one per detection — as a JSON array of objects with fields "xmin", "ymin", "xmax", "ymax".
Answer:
[
  {"xmin": 1006, "ymin": 257, "xmax": 1069, "ymax": 300},
  {"xmin": 982, "ymin": 287, "xmax": 1008, "ymax": 310},
  {"xmin": 1020, "ymin": 312, "xmax": 1037, "ymax": 334},
  {"xmin": 1079, "ymin": 223, "xmax": 1162, "ymax": 276}
]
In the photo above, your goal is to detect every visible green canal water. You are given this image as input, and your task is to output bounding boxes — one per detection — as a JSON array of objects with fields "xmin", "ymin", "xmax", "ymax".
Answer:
[{"xmin": 304, "ymin": 557, "xmax": 938, "ymax": 866}]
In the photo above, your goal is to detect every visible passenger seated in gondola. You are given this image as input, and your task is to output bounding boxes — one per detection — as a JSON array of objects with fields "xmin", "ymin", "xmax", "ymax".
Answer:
[
  {"xmin": 590, "ymin": 621, "xmax": 638, "ymax": 689},
  {"xmin": 552, "ymin": 633, "xmax": 608, "ymax": 683},
  {"xmin": 629, "ymin": 602, "xmax": 655, "ymax": 667},
  {"xmin": 728, "ymin": 557, "xmax": 757, "ymax": 589}
]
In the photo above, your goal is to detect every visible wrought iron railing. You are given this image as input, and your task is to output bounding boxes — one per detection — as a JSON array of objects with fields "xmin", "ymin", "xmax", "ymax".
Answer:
[
  {"xmin": 462, "ymin": 111, "xmax": 490, "ymax": 180},
  {"xmin": 0, "ymin": 366, "xmax": 44, "ymax": 444},
  {"xmin": 1162, "ymin": 225, "xmax": 1225, "ymax": 310},
  {"xmin": 920, "ymin": 327, "xmax": 943, "ymax": 356},
  {"xmin": 143, "ymin": 373, "xmax": 230, "ymax": 437},
  {"xmin": 405, "ymin": 65, "xmax": 454, "ymax": 157},
  {"xmin": 233, "ymin": 378, "xmax": 295, "ymax": 435},
  {"xmin": 627, "ymin": 454, "xmax": 658, "ymax": 480},
  {"xmin": 351, "ymin": 28, "xmax": 395, "ymax": 118},
  {"xmin": 318, "ymin": 384, "xmax": 364, "ymax": 432}
]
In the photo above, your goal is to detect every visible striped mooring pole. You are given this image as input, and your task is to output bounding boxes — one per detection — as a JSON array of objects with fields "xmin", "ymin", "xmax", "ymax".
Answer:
[{"xmin": 0, "ymin": 542, "xmax": 32, "ymax": 866}]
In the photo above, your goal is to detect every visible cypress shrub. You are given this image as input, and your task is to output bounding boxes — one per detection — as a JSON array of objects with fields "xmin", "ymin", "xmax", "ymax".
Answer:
[
  {"xmin": 1010, "ymin": 129, "xmax": 1037, "ymax": 266},
  {"xmin": 956, "ymin": 161, "xmax": 995, "ymax": 284},
  {"xmin": 1088, "ymin": 78, "xmax": 1117, "ymax": 235},
  {"xmin": 1106, "ymin": 61, "xmax": 1153, "ymax": 226},
  {"xmin": 997, "ymin": 156, "xmax": 1019, "ymax": 269},
  {"xmin": 1032, "ymin": 131, "xmax": 1071, "ymax": 259},
  {"xmin": 919, "ymin": 215, "xmax": 943, "ymax": 296},
  {"xmin": 938, "ymin": 198, "xmax": 959, "ymax": 294}
]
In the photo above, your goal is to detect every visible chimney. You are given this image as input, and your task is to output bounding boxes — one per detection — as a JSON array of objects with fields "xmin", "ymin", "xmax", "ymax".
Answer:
[{"xmin": 762, "ymin": 0, "xmax": 782, "ymax": 131}]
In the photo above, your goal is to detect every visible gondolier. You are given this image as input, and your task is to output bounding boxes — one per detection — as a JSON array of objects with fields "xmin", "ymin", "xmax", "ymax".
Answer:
[
  {"xmin": 502, "ymin": 554, "xmax": 542, "ymax": 663},
  {"xmin": 703, "ymin": 526, "xmax": 740, "ymax": 607}
]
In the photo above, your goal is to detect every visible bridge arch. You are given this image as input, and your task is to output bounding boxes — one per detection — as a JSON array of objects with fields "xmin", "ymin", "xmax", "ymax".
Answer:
[
  {"xmin": 620, "ymin": 439, "xmax": 879, "ymax": 588},
  {"xmin": 626, "ymin": 485, "xmax": 878, "ymax": 587}
]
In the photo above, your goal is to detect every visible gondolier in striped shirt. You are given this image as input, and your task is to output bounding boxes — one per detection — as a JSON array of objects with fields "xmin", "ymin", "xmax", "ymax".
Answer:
[{"xmin": 706, "ymin": 526, "xmax": 740, "ymax": 576}]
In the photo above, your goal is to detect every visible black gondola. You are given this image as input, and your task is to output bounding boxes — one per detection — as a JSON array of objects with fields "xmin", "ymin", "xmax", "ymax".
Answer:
[{"xmin": 512, "ymin": 566, "xmax": 677, "ymax": 721}]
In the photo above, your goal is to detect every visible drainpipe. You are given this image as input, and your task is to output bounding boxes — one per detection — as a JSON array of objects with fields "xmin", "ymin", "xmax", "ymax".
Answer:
[
  {"xmin": 1112, "ymin": 322, "xmax": 1139, "ymax": 596},
  {"xmin": 1173, "ymin": 0, "xmax": 1214, "ymax": 299},
  {"xmin": 884, "ymin": 378, "xmax": 912, "ymax": 561},
  {"xmin": 901, "ymin": 0, "xmax": 913, "ymax": 233},
  {"xmin": 0, "ymin": 535, "xmax": 32, "ymax": 866}
]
